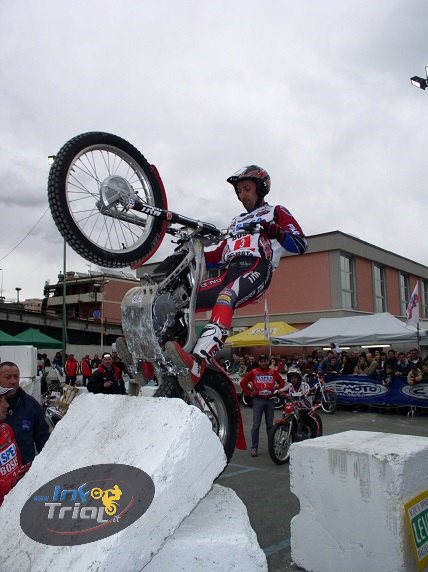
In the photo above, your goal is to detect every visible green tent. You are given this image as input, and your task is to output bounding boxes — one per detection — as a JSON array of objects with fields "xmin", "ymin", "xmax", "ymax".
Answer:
[
  {"xmin": 0, "ymin": 330, "xmax": 26, "ymax": 346},
  {"xmin": 14, "ymin": 328, "xmax": 62, "ymax": 349}
]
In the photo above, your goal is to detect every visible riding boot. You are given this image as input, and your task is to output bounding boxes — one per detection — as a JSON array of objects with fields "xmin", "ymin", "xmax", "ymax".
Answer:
[{"xmin": 165, "ymin": 323, "xmax": 229, "ymax": 390}]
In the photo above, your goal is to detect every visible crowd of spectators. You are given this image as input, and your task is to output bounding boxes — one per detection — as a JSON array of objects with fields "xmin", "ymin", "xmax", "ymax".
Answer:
[{"xmin": 224, "ymin": 346, "xmax": 428, "ymax": 387}]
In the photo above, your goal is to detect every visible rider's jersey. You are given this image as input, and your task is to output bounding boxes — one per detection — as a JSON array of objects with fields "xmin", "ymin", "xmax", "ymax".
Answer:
[
  {"xmin": 0, "ymin": 423, "xmax": 22, "ymax": 506},
  {"xmin": 283, "ymin": 381, "xmax": 313, "ymax": 407},
  {"xmin": 205, "ymin": 202, "xmax": 307, "ymax": 270}
]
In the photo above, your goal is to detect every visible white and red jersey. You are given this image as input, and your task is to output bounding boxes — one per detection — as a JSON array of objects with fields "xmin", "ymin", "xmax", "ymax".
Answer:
[
  {"xmin": 205, "ymin": 202, "xmax": 307, "ymax": 270},
  {"xmin": 240, "ymin": 367, "xmax": 285, "ymax": 398},
  {"xmin": 0, "ymin": 422, "xmax": 22, "ymax": 506}
]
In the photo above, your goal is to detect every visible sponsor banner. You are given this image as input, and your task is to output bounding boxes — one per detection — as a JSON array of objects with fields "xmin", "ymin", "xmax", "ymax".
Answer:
[
  {"xmin": 405, "ymin": 489, "xmax": 428, "ymax": 570},
  {"xmin": 324, "ymin": 375, "xmax": 428, "ymax": 407}
]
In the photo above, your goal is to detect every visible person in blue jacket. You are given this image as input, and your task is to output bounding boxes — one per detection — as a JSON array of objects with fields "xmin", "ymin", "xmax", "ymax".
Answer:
[{"xmin": 0, "ymin": 361, "xmax": 50, "ymax": 464}]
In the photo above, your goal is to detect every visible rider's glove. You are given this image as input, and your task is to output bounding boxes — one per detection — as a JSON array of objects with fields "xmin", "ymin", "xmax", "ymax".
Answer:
[{"xmin": 260, "ymin": 220, "xmax": 285, "ymax": 243}]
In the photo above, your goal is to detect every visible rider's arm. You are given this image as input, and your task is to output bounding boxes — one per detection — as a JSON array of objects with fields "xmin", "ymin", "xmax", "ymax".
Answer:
[
  {"xmin": 272, "ymin": 205, "xmax": 307, "ymax": 255},
  {"xmin": 204, "ymin": 240, "xmax": 227, "ymax": 269}
]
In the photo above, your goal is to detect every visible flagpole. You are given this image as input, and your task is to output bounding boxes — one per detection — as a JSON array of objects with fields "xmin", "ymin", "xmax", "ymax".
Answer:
[{"xmin": 417, "ymin": 322, "xmax": 421, "ymax": 354}]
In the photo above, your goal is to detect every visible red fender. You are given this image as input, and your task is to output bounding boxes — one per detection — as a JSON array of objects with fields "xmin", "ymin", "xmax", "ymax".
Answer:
[{"xmin": 211, "ymin": 359, "xmax": 247, "ymax": 451}]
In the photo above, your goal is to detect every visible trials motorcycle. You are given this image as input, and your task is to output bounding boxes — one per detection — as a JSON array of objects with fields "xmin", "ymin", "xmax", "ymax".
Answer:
[
  {"xmin": 47, "ymin": 131, "xmax": 247, "ymax": 461},
  {"xmin": 268, "ymin": 392, "xmax": 323, "ymax": 465}
]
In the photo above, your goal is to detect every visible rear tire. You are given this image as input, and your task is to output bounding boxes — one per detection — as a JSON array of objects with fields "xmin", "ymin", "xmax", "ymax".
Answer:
[
  {"xmin": 154, "ymin": 368, "xmax": 238, "ymax": 463},
  {"xmin": 268, "ymin": 421, "xmax": 293, "ymax": 464}
]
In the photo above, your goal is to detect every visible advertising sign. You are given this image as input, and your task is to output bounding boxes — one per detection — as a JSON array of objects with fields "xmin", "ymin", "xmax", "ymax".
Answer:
[{"xmin": 405, "ymin": 489, "xmax": 428, "ymax": 571}]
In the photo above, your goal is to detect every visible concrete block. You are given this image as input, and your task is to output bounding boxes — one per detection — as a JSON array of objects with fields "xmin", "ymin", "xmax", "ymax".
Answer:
[
  {"xmin": 0, "ymin": 393, "xmax": 226, "ymax": 571},
  {"xmin": 146, "ymin": 484, "xmax": 267, "ymax": 571},
  {"xmin": 290, "ymin": 430, "xmax": 428, "ymax": 572}
]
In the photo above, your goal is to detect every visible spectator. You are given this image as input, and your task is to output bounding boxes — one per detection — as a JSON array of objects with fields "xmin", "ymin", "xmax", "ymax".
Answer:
[
  {"xmin": 325, "ymin": 356, "xmax": 340, "ymax": 375},
  {"xmin": 366, "ymin": 353, "xmax": 380, "ymax": 377},
  {"xmin": 237, "ymin": 357, "xmax": 247, "ymax": 377},
  {"xmin": 245, "ymin": 355, "xmax": 257, "ymax": 373},
  {"xmin": 0, "ymin": 386, "xmax": 30, "ymax": 506},
  {"xmin": 340, "ymin": 354, "xmax": 355, "ymax": 375},
  {"xmin": 52, "ymin": 352, "xmax": 64, "ymax": 376},
  {"xmin": 354, "ymin": 355, "xmax": 368, "ymax": 375},
  {"xmin": 80, "ymin": 355, "xmax": 92, "ymax": 387},
  {"xmin": 407, "ymin": 364, "xmax": 423, "ymax": 386},
  {"xmin": 111, "ymin": 350, "xmax": 128, "ymax": 375},
  {"xmin": 384, "ymin": 349, "xmax": 397, "ymax": 371},
  {"xmin": 275, "ymin": 354, "xmax": 284, "ymax": 373},
  {"xmin": 36, "ymin": 354, "xmax": 45, "ymax": 376},
  {"xmin": 87, "ymin": 352, "xmax": 126, "ymax": 395},
  {"xmin": 0, "ymin": 361, "xmax": 50, "ymax": 465},
  {"xmin": 409, "ymin": 348, "xmax": 423, "ymax": 369},
  {"xmin": 42, "ymin": 353, "xmax": 51, "ymax": 368},
  {"xmin": 228, "ymin": 354, "xmax": 241, "ymax": 374},
  {"xmin": 380, "ymin": 365, "xmax": 395, "ymax": 388},
  {"xmin": 394, "ymin": 352, "xmax": 411, "ymax": 378},
  {"xmin": 269, "ymin": 357, "xmax": 279, "ymax": 370},
  {"xmin": 64, "ymin": 354, "xmax": 79, "ymax": 386},
  {"xmin": 92, "ymin": 354, "xmax": 101, "ymax": 370},
  {"xmin": 240, "ymin": 354, "xmax": 285, "ymax": 457}
]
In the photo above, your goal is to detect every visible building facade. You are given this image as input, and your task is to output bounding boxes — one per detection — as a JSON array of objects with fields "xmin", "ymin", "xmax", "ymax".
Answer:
[{"xmin": 189, "ymin": 231, "xmax": 428, "ymax": 333}]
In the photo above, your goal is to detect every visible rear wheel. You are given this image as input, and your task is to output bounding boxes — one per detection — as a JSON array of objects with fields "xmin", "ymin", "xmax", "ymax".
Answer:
[
  {"xmin": 155, "ymin": 368, "xmax": 238, "ymax": 462},
  {"xmin": 48, "ymin": 132, "xmax": 167, "ymax": 267},
  {"xmin": 268, "ymin": 421, "xmax": 293, "ymax": 464},
  {"xmin": 321, "ymin": 391, "xmax": 337, "ymax": 414}
]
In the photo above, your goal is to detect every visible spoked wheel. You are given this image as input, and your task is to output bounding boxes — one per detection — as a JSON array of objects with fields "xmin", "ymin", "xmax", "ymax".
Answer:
[
  {"xmin": 48, "ymin": 132, "xmax": 168, "ymax": 267},
  {"xmin": 321, "ymin": 392, "xmax": 337, "ymax": 414},
  {"xmin": 268, "ymin": 421, "xmax": 293, "ymax": 464},
  {"xmin": 154, "ymin": 368, "xmax": 238, "ymax": 463}
]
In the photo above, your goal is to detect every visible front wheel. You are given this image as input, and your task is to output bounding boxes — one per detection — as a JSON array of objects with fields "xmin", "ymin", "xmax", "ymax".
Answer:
[
  {"xmin": 268, "ymin": 421, "xmax": 293, "ymax": 464},
  {"xmin": 48, "ymin": 132, "xmax": 168, "ymax": 267},
  {"xmin": 321, "ymin": 391, "xmax": 337, "ymax": 414}
]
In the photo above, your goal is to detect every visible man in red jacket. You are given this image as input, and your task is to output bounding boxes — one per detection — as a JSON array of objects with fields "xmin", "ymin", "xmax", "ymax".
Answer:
[
  {"xmin": 240, "ymin": 354, "xmax": 285, "ymax": 457},
  {"xmin": 0, "ymin": 386, "xmax": 29, "ymax": 506},
  {"xmin": 64, "ymin": 354, "xmax": 79, "ymax": 386}
]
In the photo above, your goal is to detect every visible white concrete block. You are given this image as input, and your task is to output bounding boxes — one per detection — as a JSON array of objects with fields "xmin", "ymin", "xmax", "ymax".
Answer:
[
  {"xmin": 0, "ymin": 393, "xmax": 226, "ymax": 571},
  {"xmin": 145, "ymin": 484, "xmax": 267, "ymax": 571},
  {"xmin": 290, "ymin": 430, "xmax": 428, "ymax": 572}
]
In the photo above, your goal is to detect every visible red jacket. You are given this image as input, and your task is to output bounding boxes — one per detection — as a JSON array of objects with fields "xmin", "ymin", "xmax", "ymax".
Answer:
[
  {"xmin": 0, "ymin": 423, "xmax": 22, "ymax": 506},
  {"xmin": 240, "ymin": 367, "xmax": 285, "ymax": 398},
  {"xmin": 65, "ymin": 357, "xmax": 79, "ymax": 376},
  {"xmin": 80, "ymin": 357, "xmax": 92, "ymax": 377}
]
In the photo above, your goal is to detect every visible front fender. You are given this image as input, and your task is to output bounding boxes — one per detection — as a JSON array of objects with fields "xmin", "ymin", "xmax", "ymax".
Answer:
[{"xmin": 210, "ymin": 360, "xmax": 247, "ymax": 451}]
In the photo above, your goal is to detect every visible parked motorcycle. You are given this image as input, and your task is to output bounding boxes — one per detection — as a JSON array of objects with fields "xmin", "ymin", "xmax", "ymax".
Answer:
[
  {"xmin": 311, "ymin": 372, "xmax": 337, "ymax": 414},
  {"xmin": 47, "ymin": 132, "xmax": 247, "ymax": 461},
  {"xmin": 42, "ymin": 396, "xmax": 64, "ymax": 430},
  {"xmin": 268, "ymin": 393, "xmax": 323, "ymax": 464}
]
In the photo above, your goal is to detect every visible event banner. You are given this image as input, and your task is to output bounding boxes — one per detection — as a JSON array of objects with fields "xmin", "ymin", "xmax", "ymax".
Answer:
[{"xmin": 324, "ymin": 375, "xmax": 428, "ymax": 407}]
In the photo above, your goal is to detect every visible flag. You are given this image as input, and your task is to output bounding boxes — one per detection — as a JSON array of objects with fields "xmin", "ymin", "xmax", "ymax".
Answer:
[
  {"xmin": 263, "ymin": 298, "xmax": 270, "ymax": 343},
  {"xmin": 406, "ymin": 282, "xmax": 420, "ymax": 326}
]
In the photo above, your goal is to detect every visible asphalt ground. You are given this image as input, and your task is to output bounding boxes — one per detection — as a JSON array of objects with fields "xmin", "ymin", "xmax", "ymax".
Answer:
[{"xmin": 217, "ymin": 403, "xmax": 428, "ymax": 572}]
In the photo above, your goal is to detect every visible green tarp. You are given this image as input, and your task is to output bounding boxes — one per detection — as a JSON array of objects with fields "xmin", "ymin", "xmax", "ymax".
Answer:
[
  {"xmin": 0, "ymin": 330, "xmax": 26, "ymax": 346},
  {"xmin": 13, "ymin": 328, "xmax": 62, "ymax": 349}
]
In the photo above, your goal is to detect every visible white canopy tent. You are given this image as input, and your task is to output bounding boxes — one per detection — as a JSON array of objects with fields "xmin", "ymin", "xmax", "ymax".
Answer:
[{"xmin": 272, "ymin": 312, "xmax": 427, "ymax": 347}]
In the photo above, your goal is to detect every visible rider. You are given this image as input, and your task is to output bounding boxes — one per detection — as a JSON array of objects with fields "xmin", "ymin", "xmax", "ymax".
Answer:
[
  {"xmin": 285, "ymin": 368, "xmax": 319, "ymax": 438},
  {"xmin": 166, "ymin": 166, "xmax": 307, "ymax": 389}
]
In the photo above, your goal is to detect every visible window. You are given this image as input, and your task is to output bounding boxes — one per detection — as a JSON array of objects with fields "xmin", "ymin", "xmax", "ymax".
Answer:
[
  {"xmin": 373, "ymin": 264, "xmax": 386, "ymax": 312},
  {"xmin": 340, "ymin": 255, "xmax": 355, "ymax": 309},
  {"xmin": 422, "ymin": 281, "xmax": 428, "ymax": 319},
  {"xmin": 399, "ymin": 272, "xmax": 409, "ymax": 316}
]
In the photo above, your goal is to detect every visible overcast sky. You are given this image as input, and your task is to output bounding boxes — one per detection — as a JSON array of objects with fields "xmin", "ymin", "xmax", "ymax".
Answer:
[{"xmin": 1, "ymin": 0, "xmax": 427, "ymax": 300}]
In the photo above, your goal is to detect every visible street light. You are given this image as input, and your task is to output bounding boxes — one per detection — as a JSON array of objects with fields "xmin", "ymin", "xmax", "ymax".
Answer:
[{"xmin": 410, "ymin": 66, "xmax": 428, "ymax": 90}]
